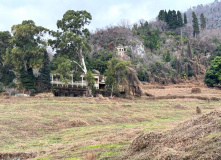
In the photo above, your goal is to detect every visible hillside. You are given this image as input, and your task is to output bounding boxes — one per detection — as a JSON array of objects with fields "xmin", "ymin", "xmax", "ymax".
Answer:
[
  {"xmin": 86, "ymin": 0, "xmax": 221, "ymax": 87},
  {"xmin": 88, "ymin": 20, "xmax": 221, "ymax": 85},
  {"xmin": 186, "ymin": 0, "xmax": 221, "ymax": 29}
]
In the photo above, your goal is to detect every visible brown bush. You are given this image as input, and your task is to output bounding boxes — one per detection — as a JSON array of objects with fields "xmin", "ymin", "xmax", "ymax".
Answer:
[{"xmin": 191, "ymin": 88, "xmax": 202, "ymax": 94}]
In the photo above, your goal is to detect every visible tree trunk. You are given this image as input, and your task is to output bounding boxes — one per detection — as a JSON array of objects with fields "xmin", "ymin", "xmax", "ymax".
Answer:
[
  {"xmin": 86, "ymin": 85, "xmax": 92, "ymax": 97},
  {"xmin": 78, "ymin": 48, "xmax": 87, "ymax": 74}
]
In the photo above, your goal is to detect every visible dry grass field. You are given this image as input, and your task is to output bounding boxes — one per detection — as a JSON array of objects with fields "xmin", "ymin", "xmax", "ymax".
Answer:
[{"xmin": 0, "ymin": 84, "xmax": 221, "ymax": 159}]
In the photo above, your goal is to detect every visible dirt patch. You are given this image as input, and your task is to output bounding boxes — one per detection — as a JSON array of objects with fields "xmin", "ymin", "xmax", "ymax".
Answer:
[
  {"xmin": 0, "ymin": 152, "xmax": 37, "ymax": 160},
  {"xmin": 191, "ymin": 87, "xmax": 202, "ymax": 94},
  {"xmin": 124, "ymin": 110, "xmax": 221, "ymax": 160}
]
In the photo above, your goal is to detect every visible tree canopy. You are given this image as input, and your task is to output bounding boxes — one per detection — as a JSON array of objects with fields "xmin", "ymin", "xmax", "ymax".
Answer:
[
  {"xmin": 157, "ymin": 10, "xmax": 183, "ymax": 29},
  {"xmin": 184, "ymin": 13, "xmax": 187, "ymax": 24},
  {"xmin": 204, "ymin": 56, "xmax": 221, "ymax": 87},
  {"xmin": 10, "ymin": 20, "xmax": 48, "ymax": 71},
  {"xmin": 192, "ymin": 12, "xmax": 200, "ymax": 37},
  {"xmin": 50, "ymin": 10, "xmax": 92, "ymax": 77},
  {"xmin": 200, "ymin": 13, "xmax": 206, "ymax": 29}
]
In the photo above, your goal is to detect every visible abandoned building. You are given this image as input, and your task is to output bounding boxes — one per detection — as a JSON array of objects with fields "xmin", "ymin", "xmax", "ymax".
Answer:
[
  {"xmin": 116, "ymin": 45, "xmax": 130, "ymax": 60},
  {"xmin": 116, "ymin": 45, "xmax": 127, "ymax": 57},
  {"xmin": 50, "ymin": 70, "xmax": 105, "ymax": 96}
]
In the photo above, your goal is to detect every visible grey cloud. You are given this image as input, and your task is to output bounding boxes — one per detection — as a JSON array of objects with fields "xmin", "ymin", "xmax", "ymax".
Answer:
[{"xmin": 0, "ymin": 0, "xmax": 214, "ymax": 32}]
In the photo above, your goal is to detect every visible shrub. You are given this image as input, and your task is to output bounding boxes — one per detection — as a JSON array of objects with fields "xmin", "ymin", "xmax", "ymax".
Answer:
[{"xmin": 204, "ymin": 56, "xmax": 221, "ymax": 87}]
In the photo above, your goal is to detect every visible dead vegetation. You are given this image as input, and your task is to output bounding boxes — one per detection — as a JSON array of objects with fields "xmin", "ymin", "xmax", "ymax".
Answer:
[
  {"xmin": 85, "ymin": 152, "xmax": 97, "ymax": 160},
  {"xmin": 196, "ymin": 106, "xmax": 202, "ymax": 114},
  {"xmin": 127, "ymin": 67, "xmax": 143, "ymax": 96},
  {"xmin": 0, "ymin": 152, "xmax": 37, "ymax": 160},
  {"xmin": 191, "ymin": 87, "xmax": 202, "ymax": 94},
  {"xmin": 124, "ymin": 110, "xmax": 221, "ymax": 160},
  {"xmin": 70, "ymin": 119, "xmax": 89, "ymax": 127},
  {"xmin": 35, "ymin": 92, "xmax": 54, "ymax": 98}
]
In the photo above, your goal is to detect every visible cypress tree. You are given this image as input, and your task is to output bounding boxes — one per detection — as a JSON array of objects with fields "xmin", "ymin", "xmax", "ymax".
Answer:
[
  {"xmin": 200, "ymin": 13, "xmax": 206, "ymax": 29},
  {"xmin": 158, "ymin": 10, "xmax": 166, "ymax": 21},
  {"xmin": 165, "ymin": 10, "xmax": 168, "ymax": 22},
  {"xmin": 192, "ymin": 12, "xmax": 200, "ymax": 37},
  {"xmin": 184, "ymin": 13, "xmax": 187, "ymax": 24},
  {"xmin": 158, "ymin": 10, "xmax": 163, "ymax": 21},
  {"xmin": 167, "ymin": 10, "xmax": 172, "ymax": 24},
  {"xmin": 177, "ymin": 11, "xmax": 183, "ymax": 27},
  {"xmin": 169, "ymin": 10, "xmax": 178, "ymax": 29},
  {"xmin": 37, "ymin": 52, "xmax": 51, "ymax": 92}
]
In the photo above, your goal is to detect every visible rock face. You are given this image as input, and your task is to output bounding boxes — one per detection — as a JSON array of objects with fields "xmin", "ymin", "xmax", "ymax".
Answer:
[
  {"xmin": 89, "ymin": 26, "xmax": 146, "ymax": 59},
  {"xmin": 131, "ymin": 44, "xmax": 145, "ymax": 58},
  {"xmin": 115, "ymin": 44, "xmax": 146, "ymax": 60}
]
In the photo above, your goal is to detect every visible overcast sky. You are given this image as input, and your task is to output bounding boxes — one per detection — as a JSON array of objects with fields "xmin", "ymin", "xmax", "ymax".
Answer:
[{"xmin": 0, "ymin": 0, "xmax": 214, "ymax": 32}]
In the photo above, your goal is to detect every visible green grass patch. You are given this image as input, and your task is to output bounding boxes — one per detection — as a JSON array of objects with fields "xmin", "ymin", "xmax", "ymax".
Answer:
[{"xmin": 205, "ymin": 132, "xmax": 221, "ymax": 139}]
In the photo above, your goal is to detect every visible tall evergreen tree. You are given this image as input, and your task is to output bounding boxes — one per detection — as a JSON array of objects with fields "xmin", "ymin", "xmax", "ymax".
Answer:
[
  {"xmin": 177, "ymin": 11, "xmax": 183, "ymax": 27},
  {"xmin": 192, "ymin": 12, "xmax": 200, "ymax": 37},
  {"xmin": 167, "ymin": 10, "xmax": 172, "ymax": 24},
  {"xmin": 200, "ymin": 13, "xmax": 206, "ymax": 29},
  {"xmin": 164, "ymin": 10, "xmax": 168, "ymax": 22},
  {"xmin": 158, "ymin": 10, "xmax": 166, "ymax": 21},
  {"xmin": 169, "ymin": 10, "xmax": 178, "ymax": 29},
  {"xmin": 184, "ymin": 13, "xmax": 187, "ymax": 24},
  {"xmin": 36, "ymin": 52, "xmax": 51, "ymax": 92}
]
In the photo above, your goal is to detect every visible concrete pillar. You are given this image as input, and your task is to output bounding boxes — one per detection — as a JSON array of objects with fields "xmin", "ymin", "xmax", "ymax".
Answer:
[{"xmin": 51, "ymin": 74, "xmax": 53, "ymax": 82}]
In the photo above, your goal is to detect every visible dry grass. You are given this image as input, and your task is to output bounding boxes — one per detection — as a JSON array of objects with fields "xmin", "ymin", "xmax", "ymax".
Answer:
[
  {"xmin": 191, "ymin": 87, "xmax": 202, "ymax": 94},
  {"xmin": 143, "ymin": 83, "xmax": 221, "ymax": 98},
  {"xmin": 85, "ymin": 152, "xmax": 97, "ymax": 160},
  {"xmin": 125, "ymin": 110, "xmax": 221, "ymax": 160},
  {"xmin": 0, "ymin": 85, "xmax": 220, "ymax": 159}
]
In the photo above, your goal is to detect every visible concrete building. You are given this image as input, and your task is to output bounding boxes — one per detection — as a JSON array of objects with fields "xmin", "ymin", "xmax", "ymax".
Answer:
[{"xmin": 50, "ymin": 71, "xmax": 104, "ymax": 90}]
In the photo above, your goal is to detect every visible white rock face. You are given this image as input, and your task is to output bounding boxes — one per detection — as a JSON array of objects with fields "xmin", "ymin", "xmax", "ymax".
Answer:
[{"xmin": 131, "ymin": 44, "xmax": 146, "ymax": 58}]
